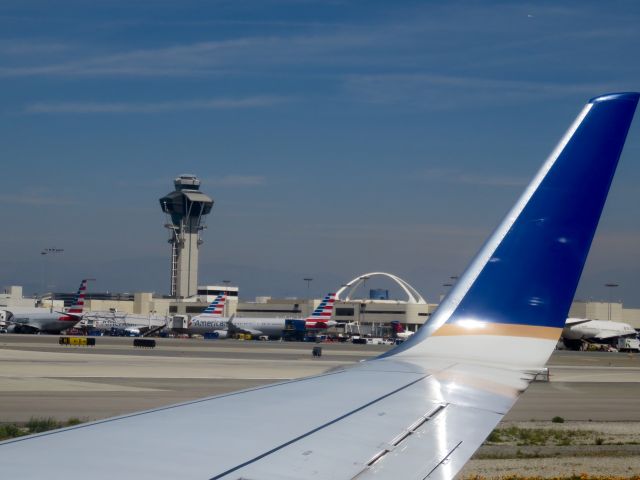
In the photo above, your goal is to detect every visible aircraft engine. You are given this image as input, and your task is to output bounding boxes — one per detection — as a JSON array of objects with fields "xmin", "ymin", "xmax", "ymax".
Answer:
[{"xmin": 562, "ymin": 338, "xmax": 584, "ymax": 350}]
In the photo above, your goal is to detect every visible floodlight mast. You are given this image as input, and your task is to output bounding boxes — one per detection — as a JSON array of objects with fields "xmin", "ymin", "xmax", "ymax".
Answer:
[{"xmin": 159, "ymin": 174, "xmax": 213, "ymax": 298}]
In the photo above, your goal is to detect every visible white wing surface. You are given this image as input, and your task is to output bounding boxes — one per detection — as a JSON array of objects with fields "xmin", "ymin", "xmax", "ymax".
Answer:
[{"xmin": 0, "ymin": 358, "xmax": 526, "ymax": 479}]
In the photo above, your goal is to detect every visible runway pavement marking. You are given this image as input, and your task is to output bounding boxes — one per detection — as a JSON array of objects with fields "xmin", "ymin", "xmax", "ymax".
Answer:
[
  {"xmin": 0, "ymin": 377, "xmax": 162, "ymax": 392},
  {"xmin": 549, "ymin": 365, "xmax": 640, "ymax": 382}
]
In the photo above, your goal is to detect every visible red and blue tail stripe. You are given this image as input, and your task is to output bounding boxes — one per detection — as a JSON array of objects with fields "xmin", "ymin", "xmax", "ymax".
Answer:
[
  {"xmin": 202, "ymin": 293, "xmax": 227, "ymax": 316},
  {"xmin": 307, "ymin": 293, "xmax": 336, "ymax": 319},
  {"xmin": 67, "ymin": 279, "xmax": 88, "ymax": 314}
]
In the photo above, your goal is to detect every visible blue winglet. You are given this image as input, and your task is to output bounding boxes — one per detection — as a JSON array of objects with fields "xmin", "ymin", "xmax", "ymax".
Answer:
[{"xmin": 389, "ymin": 93, "xmax": 638, "ymax": 356}]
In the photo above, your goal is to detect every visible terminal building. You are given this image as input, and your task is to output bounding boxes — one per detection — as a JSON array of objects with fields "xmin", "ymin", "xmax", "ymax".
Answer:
[
  {"xmin": 569, "ymin": 300, "xmax": 640, "ymax": 328},
  {"xmin": 0, "ymin": 286, "xmax": 36, "ymax": 309},
  {"xmin": 6, "ymin": 269, "xmax": 639, "ymax": 335}
]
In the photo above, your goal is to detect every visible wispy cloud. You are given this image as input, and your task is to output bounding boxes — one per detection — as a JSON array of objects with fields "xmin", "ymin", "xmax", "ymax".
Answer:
[
  {"xmin": 456, "ymin": 173, "xmax": 527, "ymax": 188},
  {"xmin": 418, "ymin": 167, "xmax": 527, "ymax": 187},
  {"xmin": 0, "ymin": 32, "xmax": 375, "ymax": 78},
  {"xmin": 310, "ymin": 222, "xmax": 488, "ymax": 239},
  {"xmin": 1, "ymin": 3, "xmax": 638, "ymax": 82},
  {"xmin": 116, "ymin": 175, "xmax": 267, "ymax": 189},
  {"xmin": 344, "ymin": 74, "xmax": 617, "ymax": 109},
  {"xmin": 25, "ymin": 96, "xmax": 288, "ymax": 114},
  {"xmin": 0, "ymin": 40, "xmax": 71, "ymax": 55},
  {"xmin": 99, "ymin": 19, "xmax": 350, "ymax": 29},
  {"xmin": 1, "ymin": 3, "xmax": 636, "ymax": 88},
  {"xmin": 204, "ymin": 175, "xmax": 267, "ymax": 187},
  {"xmin": 0, "ymin": 192, "xmax": 75, "ymax": 206}
]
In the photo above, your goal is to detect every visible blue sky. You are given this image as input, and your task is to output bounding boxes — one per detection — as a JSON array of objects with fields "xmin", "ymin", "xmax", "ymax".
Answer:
[{"xmin": 1, "ymin": 1, "xmax": 640, "ymax": 305}]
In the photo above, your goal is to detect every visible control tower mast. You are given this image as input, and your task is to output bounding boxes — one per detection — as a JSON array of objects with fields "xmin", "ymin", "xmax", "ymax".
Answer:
[{"xmin": 159, "ymin": 174, "xmax": 213, "ymax": 298}]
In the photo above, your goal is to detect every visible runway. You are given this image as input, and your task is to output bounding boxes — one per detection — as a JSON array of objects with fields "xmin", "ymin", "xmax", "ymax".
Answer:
[
  {"xmin": 0, "ymin": 335, "xmax": 639, "ymax": 422},
  {"xmin": 0, "ymin": 335, "xmax": 387, "ymax": 422}
]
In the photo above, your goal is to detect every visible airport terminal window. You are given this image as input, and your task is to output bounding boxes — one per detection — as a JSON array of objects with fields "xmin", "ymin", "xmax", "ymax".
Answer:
[
  {"xmin": 197, "ymin": 289, "xmax": 238, "ymax": 297},
  {"xmin": 237, "ymin": 309, "xmax": 302, "ymax": 314},
  {"xmin": 363, "ymin": 310, "xmax": 406, "ymax": 315},
  {"xmin": 336, "ymin": 308, "xmax": 354, "ymax": 316},
  {"xmin": 168, "ymin": 306, "xmax": 208, "ymax": 313},
  {"xmin": 187, "ymin": 306, "xmax": 208, "ymax": 313}
]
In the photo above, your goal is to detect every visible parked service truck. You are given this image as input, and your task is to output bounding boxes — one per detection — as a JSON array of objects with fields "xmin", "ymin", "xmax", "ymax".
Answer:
[{"xmin": 617, "ymin": 337, "xmax": 640, "ymax": 353}]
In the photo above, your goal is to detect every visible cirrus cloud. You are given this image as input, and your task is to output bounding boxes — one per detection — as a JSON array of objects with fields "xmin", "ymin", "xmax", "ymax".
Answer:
[{"xmin": 24, "ymin": 96, "xmax": 289, "ymax": 114}]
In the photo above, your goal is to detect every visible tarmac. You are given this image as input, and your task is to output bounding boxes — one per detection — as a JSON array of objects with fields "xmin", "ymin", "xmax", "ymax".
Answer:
[{"xmin": 0, "ymin": 334, "xmax": 639, "ymax": 423}]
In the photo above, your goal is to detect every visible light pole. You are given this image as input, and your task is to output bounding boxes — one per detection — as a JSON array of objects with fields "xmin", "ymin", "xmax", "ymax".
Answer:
[
  {"xmin": 360, "ymin": 275, "xmax": 370, "ymax": 298},
  {"xmin": 605, "ymin": 283, "xmax": 619, "ymax": 321},
  {"xmin": 359, "ymin": 275, "xmax": 370, "ymax": 330},
  {"xmin": 441, "ymin": 276, "xmax": 457, "ymax": 302},
  {"xmin": 303, "ymin": 278, "xmax": 313, "ymax": 298},
  {"xmin": 222, "ymin": 280, "xmax": 231, "ymax": 316},
  {"xmin": 40, "ymin": 248, "xmax": 64, "ymax": 298}
]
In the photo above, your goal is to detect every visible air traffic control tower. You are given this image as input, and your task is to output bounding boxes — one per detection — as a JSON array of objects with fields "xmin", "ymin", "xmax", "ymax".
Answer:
[{"xmin": 159, "ymin": 174, "xmax": 213, "ymax": 298}]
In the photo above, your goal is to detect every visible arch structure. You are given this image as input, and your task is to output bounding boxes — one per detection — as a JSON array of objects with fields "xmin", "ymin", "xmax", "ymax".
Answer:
[{"xmin": 335, "ymin": 272, "xmax": 427, "ymax": 304}]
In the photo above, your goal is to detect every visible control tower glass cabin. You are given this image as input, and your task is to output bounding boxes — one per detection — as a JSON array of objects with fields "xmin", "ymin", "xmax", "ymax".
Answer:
[{"xmin": 159, "ymin": 174, "xmax": 213, "ymax": 298}]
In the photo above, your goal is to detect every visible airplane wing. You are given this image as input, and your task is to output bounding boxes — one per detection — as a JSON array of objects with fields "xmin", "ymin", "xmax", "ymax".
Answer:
[
  {"xmin": 0, "ymin": 92, "xmax": 637, "ymax": 480},
  {"xmin": 2, "ymin": 312, "xmax": 42, "ymax": 333},
  {"xmin": 0, "ymin": 357, "xmax": 524, "ymax": 479},
  {"xmin": 54, "ymin": 310, "xmax": 83, "ymax": 319},
  {"xmin": 564, "ymin": 317, "xmax": 592, "ymax": 327},
  {"xmin": 236, "ymin": 327, "xmax": 264, "ymax": 336},
  {"xmin": 226, "ymin": 314, "xmax": 265, "ymax": 336},
  {"xmin": 227, "ymin": 313, "xmax": 263, "ymax": 336},
  {"xmin": 594, "ymin": 331, "xmax": 630, "ymax": 340}
]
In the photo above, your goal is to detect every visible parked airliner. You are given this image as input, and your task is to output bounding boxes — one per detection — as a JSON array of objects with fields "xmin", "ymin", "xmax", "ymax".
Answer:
[
  {"xmin": 81, "ymin": 310, "xmax": 168, "ymax": 335},
  {"xmin": 187, "ymin": 293, "xmax": 231, "ymax": 335},
  {"xmin": 563, "ymin": 317, "xmax": 638, "ymax": 349},
  {"xmin": 3, "ymin": 279, "xmax": 90, "ymax": 334},
  {"xmin": 390, "ymin": 320, "xmax": 415, "ymax": 340},
  {"xmin": 188, "ymin": 292, "xmax": 337, "ymax": 337}
]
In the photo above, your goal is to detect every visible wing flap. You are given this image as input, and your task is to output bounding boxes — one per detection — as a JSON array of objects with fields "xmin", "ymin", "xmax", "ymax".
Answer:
[
  {"xmin": 353, "ymin": 403, "xmax": 502, "ymax": 480},
  {"xmin": 594, "ymin": 332, "xmax": 624, "ymax": 340},
  {"xmin": 237, "ymin": 327, "xmax": 263, "ymax": 335},
  {"xmin": 564, "ymin": 318, "xmax": 591, "ymax": 327}
]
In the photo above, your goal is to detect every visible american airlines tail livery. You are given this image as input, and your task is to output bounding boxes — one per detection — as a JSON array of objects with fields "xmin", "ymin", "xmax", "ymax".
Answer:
[
  {"xmin": 1, "ymin": 93, "xmax": 637, "ymax": 479},
  {"xmin": 200, "ymin": 292, "xmax": 228, "ymax": 316},
  {"xmin": 3, "ymin": 278, "xmax": 91, "ymax": 334},
  {"xmin": 187, "ymin": 293, "xmax": 230, "ymax": 335},
  {"xmin": 304, "ymin": 292, "xmax": 337, "ymax": 329}
]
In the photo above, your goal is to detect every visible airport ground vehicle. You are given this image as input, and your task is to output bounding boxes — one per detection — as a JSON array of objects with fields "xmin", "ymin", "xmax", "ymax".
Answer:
[
  {"xmin": 109, "ymin": 327, "xmax": 141, "ymax": 337},
  {"xmin": 617, "ymin": 337, "xmax": 640, "ymax": 352}
]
